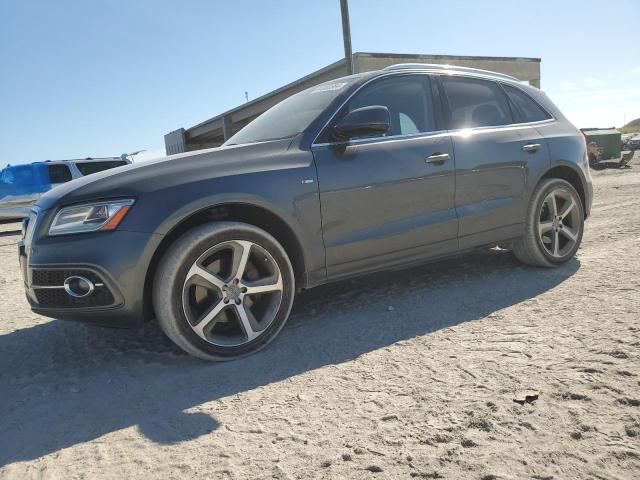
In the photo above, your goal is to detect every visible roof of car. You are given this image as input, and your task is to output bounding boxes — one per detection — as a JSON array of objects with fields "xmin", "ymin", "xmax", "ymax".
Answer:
[{"xmin": 382, "ymin": 63, "xmax": 520, "ymax": 82}]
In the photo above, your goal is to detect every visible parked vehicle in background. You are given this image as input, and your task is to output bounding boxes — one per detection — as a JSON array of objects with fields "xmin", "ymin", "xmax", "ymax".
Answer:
[
  {"xmin": 19, "ymin": 64, "xmax": 592, "ymax": 361},
  {"xmin": 0, "ymin": 156, "xmax": 133, "ymax": 220},
  {"xmin": 624, "ymin": 135, "xmax": 640, "ymax": 151}
]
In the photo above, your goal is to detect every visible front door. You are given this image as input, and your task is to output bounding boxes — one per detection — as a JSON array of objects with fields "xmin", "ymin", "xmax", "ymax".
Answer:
[{"xmin": 312, "ymin": 74, "xmax": 458, "ymax": 279}]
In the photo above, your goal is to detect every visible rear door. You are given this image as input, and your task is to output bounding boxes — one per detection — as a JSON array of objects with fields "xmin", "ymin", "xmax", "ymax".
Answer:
[
  {"xmin": 438, "ymin": 75, "xmax": 549, "ymax": 249},
  {"xmin": 312, "ymin": 74, "xmax": 457, "ymax": 279}
]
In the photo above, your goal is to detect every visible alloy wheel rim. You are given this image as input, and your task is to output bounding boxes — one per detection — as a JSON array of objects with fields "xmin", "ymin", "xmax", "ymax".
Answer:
[
  {"xmin": 182, "ymin": 240, "xmax": 283, "ymax": 347},
  {"xmin": 538, "ymin": 189, "xmax": 581, "ymax": 258}
]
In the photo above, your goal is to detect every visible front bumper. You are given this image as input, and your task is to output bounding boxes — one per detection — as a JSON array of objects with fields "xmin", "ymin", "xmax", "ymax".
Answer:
[{"xmin": 19, "ymin": 209, "xmax": 163, "ymax": 328}]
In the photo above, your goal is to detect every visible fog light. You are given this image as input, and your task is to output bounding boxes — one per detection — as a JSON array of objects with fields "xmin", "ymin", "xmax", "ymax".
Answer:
[{"xmin": 63, "ymin": 276, "xmax": 95, "ymax": 298}]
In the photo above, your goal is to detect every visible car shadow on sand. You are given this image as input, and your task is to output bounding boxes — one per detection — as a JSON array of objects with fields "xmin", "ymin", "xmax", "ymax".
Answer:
[{"xmin": 0, "ymin": 249, "xmax": 580, "ymax": 466}]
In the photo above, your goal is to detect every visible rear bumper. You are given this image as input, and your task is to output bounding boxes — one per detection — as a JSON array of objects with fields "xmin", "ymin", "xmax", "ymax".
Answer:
[
  {"xmin": 585, "ymin": 177, "xmax": 593, "ymax": 218},
  {"xmin": 20, "ymin": 225, "xmax": 163, "ymax": 328},
  {"xmin": 583, "ymin": 163, "xmax": 594, "ymax": 218}
]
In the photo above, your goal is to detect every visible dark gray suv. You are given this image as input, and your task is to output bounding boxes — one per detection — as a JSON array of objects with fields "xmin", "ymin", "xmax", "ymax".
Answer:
[{"xmin": 19, "ymin": 64, "xmax": 593, "ymax": 360}]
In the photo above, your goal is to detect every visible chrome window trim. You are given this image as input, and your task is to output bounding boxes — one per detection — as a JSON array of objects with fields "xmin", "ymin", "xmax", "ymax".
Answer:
[
  {"xmin": 447, "ymin": 119, "xmax": 557, "ymax": 139},
  {"xmin": 313, "ymin": 129, "xmax": 450, "ymax": 148},
  {"xmin": 448, "ymin": 118, "xmax": 556, "ymax": 135},
  {"xmin": 311, "ymin": 71, "xmax": 556, "ymax": 148},
  {"xmin": 313, "ymin": 118, "xmax": 556, "ymax": 150}
]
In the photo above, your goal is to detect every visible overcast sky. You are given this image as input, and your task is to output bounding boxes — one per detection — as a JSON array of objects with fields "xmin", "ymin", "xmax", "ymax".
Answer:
[{"xmin": 1, "ymin": 0, "xmax": 639, "ymax": 165}]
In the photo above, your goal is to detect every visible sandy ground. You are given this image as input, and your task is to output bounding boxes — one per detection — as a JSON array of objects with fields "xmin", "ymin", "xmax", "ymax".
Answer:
[{"xmin": 0, "ymin": 157, "xmax": 639, "ymax": 480}]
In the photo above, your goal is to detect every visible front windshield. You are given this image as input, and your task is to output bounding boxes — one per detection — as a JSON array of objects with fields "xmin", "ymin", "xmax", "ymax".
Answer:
[{"xmin": 224, "ymin": 78, "xmax": 357, "ymax": 146}]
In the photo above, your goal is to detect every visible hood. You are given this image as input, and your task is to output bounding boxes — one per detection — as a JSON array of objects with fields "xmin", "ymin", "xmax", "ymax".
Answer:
[{"xmin": 35, "ymin": 137, "xmax": 296, "ymax": 211}]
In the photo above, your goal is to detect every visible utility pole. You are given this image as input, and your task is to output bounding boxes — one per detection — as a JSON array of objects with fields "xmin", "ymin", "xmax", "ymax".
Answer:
[{"xmin": 340, "ymin": 0, "xmax": 353, "ymax": 75}]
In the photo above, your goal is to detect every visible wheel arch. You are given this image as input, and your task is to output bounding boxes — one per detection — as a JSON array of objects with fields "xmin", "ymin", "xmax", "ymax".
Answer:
[
  {"xmin": 536, "ymin": 162, "xmax": 589, "ymax": 219},
  {"xmin": 142, "ymin": 202, "xmax": 308, "ymax": 321}
]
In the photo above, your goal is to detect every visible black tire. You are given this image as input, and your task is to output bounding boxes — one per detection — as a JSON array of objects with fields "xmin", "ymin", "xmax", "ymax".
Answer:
[
  {"xmin": 153, "ymin": 222, "xmax": 295, "ymax": 361},
  {"xmin": 512, "ymin": 178, "xmax": 584, "ymax": 267}
]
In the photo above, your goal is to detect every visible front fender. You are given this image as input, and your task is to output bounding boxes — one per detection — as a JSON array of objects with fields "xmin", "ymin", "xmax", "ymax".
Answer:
[{"xmin": 126, "ymin": 166, "xmax": 325, "ymax": 289}]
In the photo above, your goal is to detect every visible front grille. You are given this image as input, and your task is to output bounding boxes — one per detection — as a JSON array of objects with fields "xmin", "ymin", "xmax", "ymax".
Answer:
[
  {"xmin": 34, "ymin": 287, "xmax": 115, "ymax": 308},
  {"xmin": 31, "ymin": 269, "xmax": 115, "ymax": 308}
]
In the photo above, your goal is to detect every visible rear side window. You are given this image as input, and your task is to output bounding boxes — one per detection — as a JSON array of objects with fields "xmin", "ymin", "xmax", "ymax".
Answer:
[
  {"xmin": 344, "ymin": 75, "xmax": 435, "ymax": 137},
  {"xmin": 502, "ymin": 84, "xmax": 552, "ymax": 123},
  {"xmin": 47, "ymin": 164, "xmax": 72, "ymax": 184},
  {"xmin": 76, "ymin": 160, "xmax": 127, "ymax": 176},
  {"xmin": 441, "ymin": 76, "xmax": 512, "ymax": 129}
]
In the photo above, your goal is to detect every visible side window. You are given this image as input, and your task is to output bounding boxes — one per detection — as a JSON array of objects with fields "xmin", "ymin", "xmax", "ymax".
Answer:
[
  {"xmin": 502, "ymin": 84, "xmax": 552, "ymax": 123},
  {"xmin": 47, "ymin": 164, "xmax": 72, "ymax": 184},
  {"xmin": 399, "ymin": 113, "xmax": 420, "ymax": 135},
  {"xmin": 343, "ymin": 75, "xmax": 435, "ymax": 138},
  {"xmin": 441, "ymin": 76, "xmax": 512, "ymax": 129}
]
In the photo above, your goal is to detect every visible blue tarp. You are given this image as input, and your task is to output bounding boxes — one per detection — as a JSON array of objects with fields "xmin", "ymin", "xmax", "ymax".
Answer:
[{"xmin": 0, "ymin": 162, "xmax": 52, "ymax": 199}]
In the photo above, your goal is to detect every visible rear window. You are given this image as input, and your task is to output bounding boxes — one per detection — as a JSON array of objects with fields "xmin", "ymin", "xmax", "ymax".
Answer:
[
  {"xmin": 502, "ymin": 84, "xmax": 551, "ymax": 123},
  {"xmin": 441, "ymin": 76, "xmax": 512, "ymax": 129},
  {"xmin": 47, "ymin": 164, "xmax": 72, "ymax": 183},
  {"xmin": 76, "ymin": 160, "xmax": 127, "ymax": 176}
]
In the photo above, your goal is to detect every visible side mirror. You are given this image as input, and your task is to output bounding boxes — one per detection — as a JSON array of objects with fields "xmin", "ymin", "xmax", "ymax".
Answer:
[{"xmin": 333, "ymin": 105, "xmax": 391, "ymax": 140}]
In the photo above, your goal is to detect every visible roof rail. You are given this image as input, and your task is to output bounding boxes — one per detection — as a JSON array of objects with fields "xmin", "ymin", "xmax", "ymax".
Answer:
[{"xmin": 383, "ymin": 63, "xmax": 519, "ymax": 82}]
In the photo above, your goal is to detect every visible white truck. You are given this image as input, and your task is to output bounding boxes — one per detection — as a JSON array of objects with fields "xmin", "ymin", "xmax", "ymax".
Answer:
[{"xmin": 0, "ymin": 156, "xmax": 132, "ymax": 220}]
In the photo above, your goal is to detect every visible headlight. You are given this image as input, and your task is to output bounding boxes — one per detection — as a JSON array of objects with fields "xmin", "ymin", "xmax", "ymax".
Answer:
[{"xmin": 49, "ymin": 199, "xmax": 135, "ymax": 236}]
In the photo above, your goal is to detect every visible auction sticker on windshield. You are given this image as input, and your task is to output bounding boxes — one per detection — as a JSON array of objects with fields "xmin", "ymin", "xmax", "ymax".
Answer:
[{"xmin": 311, "ymin": 82, "xmax": 348, "ymax": 93}]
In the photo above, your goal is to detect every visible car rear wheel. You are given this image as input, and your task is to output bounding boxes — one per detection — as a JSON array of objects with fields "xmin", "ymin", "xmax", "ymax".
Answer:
[
  {"xmin": 153, "ymin": 222, "xmax": 295, "ymax": 360},
  {"xmin": 512, "ymin": 178, "xmax": 584, "ymax": 267}
]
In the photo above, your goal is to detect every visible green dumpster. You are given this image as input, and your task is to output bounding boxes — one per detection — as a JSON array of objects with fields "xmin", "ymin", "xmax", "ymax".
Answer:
[{"xmin": 581, "ymin": 128, "xmax": 621, "ymax": 160}]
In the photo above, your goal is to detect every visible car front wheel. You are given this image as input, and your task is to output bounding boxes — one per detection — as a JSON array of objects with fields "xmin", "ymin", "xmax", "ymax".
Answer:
[
  {"xmin": 512, "ymin": 178, "xmax": 585, "ymax": 267},
  {"xmin": 153, "ymin": 222, "xmax": 295, "ymax": 360}
]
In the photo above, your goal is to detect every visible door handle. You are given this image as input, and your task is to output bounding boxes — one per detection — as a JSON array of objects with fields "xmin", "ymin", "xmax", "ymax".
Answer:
[
  {"xmin": 426, "ymin": 153, "xmax": 450, "ymax": 164},
  {"xmin": 521, "ymin": 143, "xmax": 541, "ymax": 153}
]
